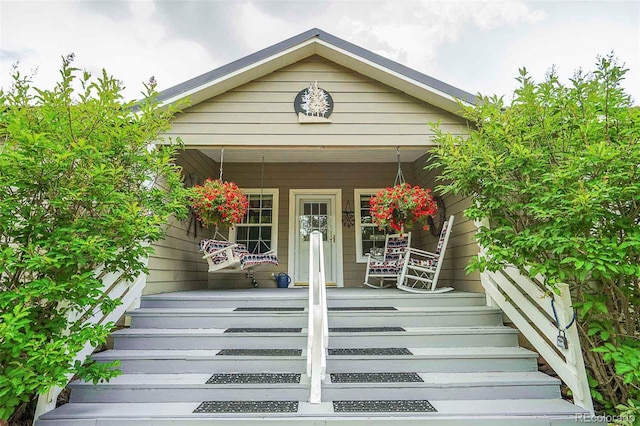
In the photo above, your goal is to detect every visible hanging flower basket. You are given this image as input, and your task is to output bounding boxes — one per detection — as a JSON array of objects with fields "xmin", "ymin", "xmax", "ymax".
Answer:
[
  {"xmin": 369, "ymin": 183, "xmax": 438, "ymax": 232},
  {"xmin": 187, "ymin": 178, "xmax": 249, "ymax": 229}
]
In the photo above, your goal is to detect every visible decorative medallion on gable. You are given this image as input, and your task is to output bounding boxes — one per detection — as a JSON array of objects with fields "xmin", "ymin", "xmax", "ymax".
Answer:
[{"xmin": 293, "ymin": 81, "xmax": 333, "ymax": 123}]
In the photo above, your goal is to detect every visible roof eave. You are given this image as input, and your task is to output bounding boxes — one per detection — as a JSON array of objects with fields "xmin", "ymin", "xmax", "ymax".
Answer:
[
  {"xmin": 313, "ymin": 39, "xmax": 472, "ymax": 115},
  {"xmin": 158, "ymin": 38, "xmax": 318, "ymax": 109},
  {"xmin": 156, "ymin": 28, "xmax": 476, "ymax": 117}
]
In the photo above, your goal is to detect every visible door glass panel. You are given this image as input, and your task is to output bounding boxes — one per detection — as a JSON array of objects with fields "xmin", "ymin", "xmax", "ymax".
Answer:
[{"xmin": 300, "ymin": 202, "xmax": 330, "ymax": 241}]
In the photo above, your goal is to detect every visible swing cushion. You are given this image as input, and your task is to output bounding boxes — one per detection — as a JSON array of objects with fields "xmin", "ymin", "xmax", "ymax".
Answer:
[
  {"xmin": 241, "ymin": 253, "xmax": 279, "ymax": 269},
  {"xmin": 199, "ymin": 239, "xmax": 278, "ymax": 270}
]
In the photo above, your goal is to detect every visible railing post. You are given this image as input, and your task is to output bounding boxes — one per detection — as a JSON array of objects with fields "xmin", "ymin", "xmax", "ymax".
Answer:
[
  {"xmin": 32, "ymin": 387, "xmax": 62, "ymax": 425},
  {"xmin": 555, "ymin": 283, "xmax": 594, "ymax": 414},
  {"xmin": 307, "ymin": 231, "xmax": 327, "ymax": 404},
  {"xmin": 474, "ymin": 218, "xmax": 499, "ymax": 309}
]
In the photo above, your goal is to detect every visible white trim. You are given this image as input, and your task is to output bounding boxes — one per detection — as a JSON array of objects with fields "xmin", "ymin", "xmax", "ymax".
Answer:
[
  {"xmin": 288, "ymin": 189, "xmax": 344, "ymax": 287},
  {"xmin": 229, "ymin": 188, "xmax": 279, "ymax": 255},
  {"xmin": 354, "ymin": 188, "xmax": 385, "ymax": 263}
]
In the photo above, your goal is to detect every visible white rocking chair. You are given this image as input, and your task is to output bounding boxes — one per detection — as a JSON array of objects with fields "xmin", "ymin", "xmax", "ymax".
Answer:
[
  {"xmin": 397, "ymin": 215, "xmax": 455, "ymax": 294},
  {"xmin": 199, "ymin": 239, "xmax": 279, "ymax": 273},
  {"xmin": 363, "ymin": 232, "xmax": 411, "ymax": 289}
]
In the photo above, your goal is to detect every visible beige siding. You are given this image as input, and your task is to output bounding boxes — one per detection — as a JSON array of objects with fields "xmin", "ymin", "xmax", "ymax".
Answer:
[
  {"xmin": 412, "ymin": 154, "xmax": 482, "ymax": 292},
  {"xmin": 167, "ymin": 56, "xmax": 467, "ymax": 147},
  {"xmin": 144, "ymin": 150, "xmax": 217, "ymax": 295},
  {"xmin": 207, "ymin": 161, "xmax": 416, "ymax": 289}
]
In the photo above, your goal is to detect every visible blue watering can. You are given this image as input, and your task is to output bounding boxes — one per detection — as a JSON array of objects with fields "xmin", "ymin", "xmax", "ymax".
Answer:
[{"xmin": 276, "ymin": 272, "xmax": 291, "ymax": 288}]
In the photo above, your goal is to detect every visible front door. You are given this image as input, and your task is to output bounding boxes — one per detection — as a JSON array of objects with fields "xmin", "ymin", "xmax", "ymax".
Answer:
[{"xmin": 289, "ymin": 190, "xmax": 343, "ymax": 286}]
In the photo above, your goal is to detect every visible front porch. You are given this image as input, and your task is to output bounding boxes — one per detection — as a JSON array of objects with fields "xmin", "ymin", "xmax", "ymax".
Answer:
[{"xmin": 145, "ymin": 146, "xmax": 480, "ymax": 296}]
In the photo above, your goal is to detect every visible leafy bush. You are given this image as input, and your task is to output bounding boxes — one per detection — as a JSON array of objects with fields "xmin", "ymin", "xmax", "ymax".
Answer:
[
  {"xmin": 0, "ymin": 56, "xmax": 188, "ymax": 421},
  {"xmin": 430, "ymin": 54, "xmax": 640, "ymax": 415}
]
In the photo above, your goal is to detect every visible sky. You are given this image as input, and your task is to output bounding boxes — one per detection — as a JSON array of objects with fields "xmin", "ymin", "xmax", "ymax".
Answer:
[{"xmin": 0, "ymin": 0, "xmax": 638, "ymax": 104}]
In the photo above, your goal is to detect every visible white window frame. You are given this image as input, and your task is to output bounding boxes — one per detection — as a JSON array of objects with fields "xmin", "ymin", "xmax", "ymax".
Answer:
[
  {"xmin": 354, "ymin": 188, "xmax": 387, "ymax": 263},
  {"xmin": 229, "ymin": 188, "xmax": 279, "ymax": 255}
]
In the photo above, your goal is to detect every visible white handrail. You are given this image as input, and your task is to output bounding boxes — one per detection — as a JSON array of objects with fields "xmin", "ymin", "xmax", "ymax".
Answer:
[
  {"xmin": 32, "ymin": 259, "xmax": 149, "ymax": 424},
  {"xmin": 475, "ymin": 221, "xmax": 594, "ymax": 413},
  {"xmin": 307, "ymin": 231, "xmax": 328, "ymax": 404}
]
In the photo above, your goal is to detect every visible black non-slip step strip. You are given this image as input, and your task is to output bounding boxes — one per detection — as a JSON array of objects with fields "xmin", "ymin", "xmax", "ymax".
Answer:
[
  {"xmin": 333, "ymin": 400, "xmax": 437, "ymax": 412},
  {"xmin": 328, "ymin": 348, "xmax": 412, "ymax": 356},
  {"xmin": 224, "ymin": 328, "xmax": 302, "ymax": 333},
  {"xmin": 330, "ymin": 327, "xmax": 405, "ymax": 332},
  {"xmin": 328, "ymin": 306, "xmax": 397, "ymax": 311},
  {"xmin": 234, "ymin": 307, "xmax": 304, "ymax": 311},
  {"xmin": 330, "ymin": 372, "xmax": 423, "ymax": 383},
  {"xmin": 194, "ymin": 401, "xmax": 299, "ymax": 413},
  {"xmin": 206, "ymin": 373, "xmax": 301, "ymax": 384},
  {"xmin": 216, "ymin": 349, "xmax": 302, "ymax": 356}
]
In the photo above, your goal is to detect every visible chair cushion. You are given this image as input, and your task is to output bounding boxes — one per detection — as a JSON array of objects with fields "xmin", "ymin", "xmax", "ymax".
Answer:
[
  {"xmin": 409, "ymin": 258, "xmax": 436, "ymax": 268},
  {"xmin": 368, "ymin": 260, "xmax": 401, "ymax": 275}
]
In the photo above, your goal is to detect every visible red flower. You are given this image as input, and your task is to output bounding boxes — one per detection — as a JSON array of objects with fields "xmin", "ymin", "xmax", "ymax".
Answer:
[
  {"xmin": 369, "ymin": 183, "xmax": 437, "ymax": 232},
  {"xmin": 187, "ymin": 179, "xmax": 248, "ymax": 229}
]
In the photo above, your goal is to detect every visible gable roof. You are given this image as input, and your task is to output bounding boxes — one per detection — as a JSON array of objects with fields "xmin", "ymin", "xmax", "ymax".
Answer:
[{"xmin": 157, "ymin": 28, "xmax": 476, "ymax": 116}]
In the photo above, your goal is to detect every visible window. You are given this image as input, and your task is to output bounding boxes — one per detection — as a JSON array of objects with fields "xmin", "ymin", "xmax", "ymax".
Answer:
[
  {"xmin": 354, "ymin": 189, "xmax": 388, "ymax": 263},
  {"xmin": 229, "ymin": 189, "xmax": 279, "ymax": 254}
]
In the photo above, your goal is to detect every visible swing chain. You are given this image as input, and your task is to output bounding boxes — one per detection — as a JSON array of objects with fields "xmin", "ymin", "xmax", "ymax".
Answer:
[
  {"xmin": 219, "ymin": 147, "xmax": 224, "ymax": 181},
  {"xmin": 253, "ymin": 156, "xmax": 266, "ymax": 254},
  {"xmin": 394, "ymin": 146, "xmax": 405, "ymax": 186}
]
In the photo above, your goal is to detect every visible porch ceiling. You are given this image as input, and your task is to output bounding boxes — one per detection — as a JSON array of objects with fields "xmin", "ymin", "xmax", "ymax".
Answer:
[{"xmin": 198, "ymin": 146, "xmax": 432, "ymax": 163}]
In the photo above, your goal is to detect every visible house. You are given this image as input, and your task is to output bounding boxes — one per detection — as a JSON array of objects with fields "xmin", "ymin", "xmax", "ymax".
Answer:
[
  {"xmin": 35, "ymin": 28, "xmax": 600, "ymax": 425},
  {"xmin": 149, "ymin": 27, "xmax": 478, "ymax": 292}
]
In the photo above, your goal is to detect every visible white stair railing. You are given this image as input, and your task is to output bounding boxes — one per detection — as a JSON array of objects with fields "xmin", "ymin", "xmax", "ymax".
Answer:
[
  {"xmin": 307, "ymin": 230, "xmax": 329, "ymax": 404},
  {"xmin": 475, "ymin": 221, "xmax": 594, "ymax": 413},
  {"xmin": 32, "ymin": 258, "xmax": 149, "ymax": 424}
]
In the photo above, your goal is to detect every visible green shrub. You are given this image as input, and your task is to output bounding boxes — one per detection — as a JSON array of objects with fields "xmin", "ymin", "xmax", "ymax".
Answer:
[
  {"xmin": 0, "ymin": 56, "xmax": 188, "ymax": 421},
  {"xmin": 430, "ymin": 54, "xmax": 640, "ymax": 415}
]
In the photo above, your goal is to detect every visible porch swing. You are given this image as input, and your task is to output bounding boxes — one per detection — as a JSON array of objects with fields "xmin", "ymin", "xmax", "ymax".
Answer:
[{"xmin": 198, "ymin": 151, "xmax": 279, "ymax": 285}]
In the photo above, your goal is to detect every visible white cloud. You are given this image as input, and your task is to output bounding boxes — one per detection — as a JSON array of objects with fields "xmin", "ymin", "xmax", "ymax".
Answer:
[
  {"xmin": 333, "ymin": 1, "xmax": 545, "ymax": 75},
  {"xmin": 469, "ymin": 0, "xmax": 545, "ymax": 29},
  {"xmin": 234, "ymin": 2, "xmax": 310, "ymax": 52},
  {"xmin": 493, "ymin": 14, "xmax": 640, "ymax": 102},
  {"xmin": 0, "ymin": 1, "xmax": 217, "ymax": 100},
  {"xmin": 1, "ymin": 0, "xmax": 636, "ymax": 105}
]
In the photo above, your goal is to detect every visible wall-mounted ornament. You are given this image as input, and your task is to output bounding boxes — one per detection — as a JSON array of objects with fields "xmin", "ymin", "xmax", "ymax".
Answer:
[
  {"xmin": 427, "ymin": 195, "xmax": 446, "ymax": 237},
  {"xmin": 342, "ymin": 200, "xmax": 355, "ymax": 228},
  {"xmin": 294, "ymin": 81, "xmax": 333, "ymax": 123}
]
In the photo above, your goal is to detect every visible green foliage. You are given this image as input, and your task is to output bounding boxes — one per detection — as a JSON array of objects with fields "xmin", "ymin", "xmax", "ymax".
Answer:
[
  {"xmin": 0, "ymin": 56, "xmax": 188, "ymax": 421},
  {"xmin": 430, "ymin": 54, "xmax": 640, "ymax": 415},
  {"xmin": 613, "ymin": 399, "xmax": 639, "ymax": 426}
]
